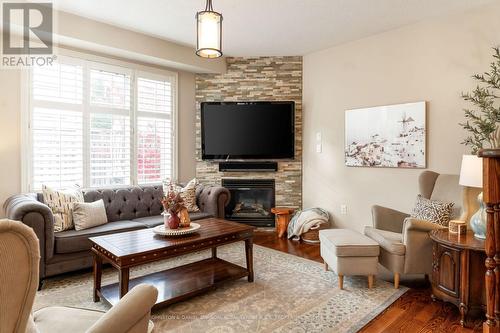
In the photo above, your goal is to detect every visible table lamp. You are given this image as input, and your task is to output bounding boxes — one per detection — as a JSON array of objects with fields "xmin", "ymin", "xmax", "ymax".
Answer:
[{"xmin": 459, "ymin": 155, "xmax": 485, "ymax": 239}]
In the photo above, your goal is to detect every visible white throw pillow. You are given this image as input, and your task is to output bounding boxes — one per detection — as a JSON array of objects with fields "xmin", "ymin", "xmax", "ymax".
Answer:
[
  {"xmin": 72, "ymin": 199, "xmax": 108, "ymax": 231},
  {"xmin": 42, "ymin": 185, "xmax": 84, "ymax": 232}
]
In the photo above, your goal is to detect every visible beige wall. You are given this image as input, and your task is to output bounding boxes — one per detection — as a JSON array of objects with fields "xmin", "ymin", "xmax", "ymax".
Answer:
[
  {"xmin": 0, "ymin": 69, "xmax": 22, "ymax": 217},
  {"xmin": 0, "ymin": 67, "xmax": 196, "ymax": 217},
  {"xmin": 177, "ymin": 71, "xmax": 197, "ymax": 181},
  {"xmin": 303, "ymin": 3, "xmax": 500, "ymax": 232}
]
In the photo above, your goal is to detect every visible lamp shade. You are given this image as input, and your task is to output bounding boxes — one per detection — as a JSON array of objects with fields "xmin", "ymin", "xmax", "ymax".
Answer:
[
  {"xmin": 459, "ymin": 154, "xmax": 483, "ymax": 188},
  {"xmin": 196, "ymin": 1, "xmax": 222, "ymax": 59}
]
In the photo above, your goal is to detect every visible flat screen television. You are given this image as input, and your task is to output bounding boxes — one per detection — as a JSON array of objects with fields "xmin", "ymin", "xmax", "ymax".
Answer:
[{"xmin": 201, "ymin": 101, "xmax": 295, "ymax": 160}]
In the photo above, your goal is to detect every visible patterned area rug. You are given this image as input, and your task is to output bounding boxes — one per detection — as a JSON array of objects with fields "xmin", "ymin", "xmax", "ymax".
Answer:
[{"xmin": 34, "ymin": 244, "xmax": 407, "ymax": 332}]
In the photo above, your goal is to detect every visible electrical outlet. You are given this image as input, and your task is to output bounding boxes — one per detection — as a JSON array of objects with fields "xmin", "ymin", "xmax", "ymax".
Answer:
[
  {"xmin": 340, "ymin": 204, "xmax": 347, "ymax": 215},
  {"xmin": 315, "ymin": 132, "xmax": 322, "ymax": 153}
]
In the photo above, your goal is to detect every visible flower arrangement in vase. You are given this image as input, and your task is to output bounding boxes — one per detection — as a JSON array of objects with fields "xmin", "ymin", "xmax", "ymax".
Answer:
[{"xmin": 161, "ymin": 181, "xmax": 185, "ymax": 229}]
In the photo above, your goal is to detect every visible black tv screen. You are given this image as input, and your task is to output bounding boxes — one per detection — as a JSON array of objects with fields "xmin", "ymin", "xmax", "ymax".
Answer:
[{"xmin": 201, "ymin": 102, "xmax": 295, "ymax": 160}]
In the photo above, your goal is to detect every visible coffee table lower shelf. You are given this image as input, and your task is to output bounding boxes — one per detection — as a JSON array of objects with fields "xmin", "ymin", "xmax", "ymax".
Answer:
[{"xmin": 98, "ymin": 257, "xmax": 249, "ymax": 308}]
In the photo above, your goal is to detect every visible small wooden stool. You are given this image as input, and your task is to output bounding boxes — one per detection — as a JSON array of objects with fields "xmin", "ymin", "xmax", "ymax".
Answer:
[{"xmin": 271, "ymin": 207, "xmax": 295, "ymax": 238}]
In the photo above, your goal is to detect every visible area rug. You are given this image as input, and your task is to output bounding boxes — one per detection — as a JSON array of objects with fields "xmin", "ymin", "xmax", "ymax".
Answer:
[{"xmin": 34, "ymin": 243, "xmax": 408, "ymax": 332}]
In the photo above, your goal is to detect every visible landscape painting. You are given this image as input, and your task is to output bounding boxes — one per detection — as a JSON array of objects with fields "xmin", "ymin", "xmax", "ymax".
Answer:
[{"xmin": 345, "ymin": 101, "xmax": 426, "ymax": 168}]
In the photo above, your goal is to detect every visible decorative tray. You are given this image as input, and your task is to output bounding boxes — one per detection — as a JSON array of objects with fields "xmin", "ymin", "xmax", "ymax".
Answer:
[{"xmin": 153, "ymin": 223, "xmax": 201, "ymax": 236}]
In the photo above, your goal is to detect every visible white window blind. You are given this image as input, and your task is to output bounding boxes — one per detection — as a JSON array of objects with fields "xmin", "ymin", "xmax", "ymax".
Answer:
[
  {"xmin": 90, "ymin": 68, "xmax": 131, "ymax": 109},
  {"xmin": 89, "ymin": 113, "xmax": 131, "ymax": 187},
  {"xmin": 28, "ymin": 55, "xmax": 176, "ymax": 191},
  {"xmin": 136, "ymin": 76, "xmax": 174, "ymax": 184},
  {"xmin": 31, "ymin": 108, "xmax": 83, "ymax": 190},
  {"xmin": 89, "ymin": 67, "xmax": 132, "ymax": 187},
  {"xmin": 31, "ymin": 62, "xmax": 84, "ymax": 189},
  {"xmin": 33, "ymin": 62, "xmax": 83, "ymax": 104}
]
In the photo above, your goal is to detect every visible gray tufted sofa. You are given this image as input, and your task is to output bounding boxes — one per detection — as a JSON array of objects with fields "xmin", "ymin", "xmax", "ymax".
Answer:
[{"xmin": 3, "ymin": 184, "xmax": 230, "ymax": 282}]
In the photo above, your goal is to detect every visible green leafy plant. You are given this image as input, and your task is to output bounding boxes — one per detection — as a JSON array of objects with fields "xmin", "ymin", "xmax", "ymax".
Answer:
[{"xmin": 460, "ymin": 47, "xmax": 500, "ymax": 154}]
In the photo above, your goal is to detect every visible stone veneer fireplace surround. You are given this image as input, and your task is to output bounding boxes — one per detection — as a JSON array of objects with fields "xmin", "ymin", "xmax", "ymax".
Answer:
[{"xmin": 195, "ymin": 56, "xmax": 303, "ymax": 211}]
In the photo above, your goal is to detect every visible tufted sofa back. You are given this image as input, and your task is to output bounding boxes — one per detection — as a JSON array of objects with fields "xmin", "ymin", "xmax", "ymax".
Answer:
[{"xmin": 82, "ymin": 185, "xmax": 164, "ymax": 222}]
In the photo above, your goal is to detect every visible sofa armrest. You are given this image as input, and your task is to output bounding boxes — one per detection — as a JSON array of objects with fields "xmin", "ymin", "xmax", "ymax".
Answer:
[
  {"xmin": 88, "ymin": 284, "xmax": 158, "ymax": 333},
  {"xmin": 371, "ymin": 205, "xmax": 410, "ymax": 233},
  {"xmin": 402, "ymin": 217, "xmax": 446, "ymax": 275},
  {"xmin": 196, "ymin": 185, "xmax": 230, "ymax": 218},
  {"xmin": 3, "ymin": 194, "xmax": 55, "ymax": 275}
]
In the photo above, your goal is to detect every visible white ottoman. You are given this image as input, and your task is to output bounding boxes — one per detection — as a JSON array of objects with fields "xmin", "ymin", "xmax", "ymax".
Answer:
[{"xmin": 319, "ymin": 229, "xmax": 380, "ymax": 289}]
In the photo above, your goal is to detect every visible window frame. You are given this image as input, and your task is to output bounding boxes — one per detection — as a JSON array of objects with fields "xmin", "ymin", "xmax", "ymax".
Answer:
[{"xmin": 22, "ymin": 48, "xmax": 178, "ymax": 192}]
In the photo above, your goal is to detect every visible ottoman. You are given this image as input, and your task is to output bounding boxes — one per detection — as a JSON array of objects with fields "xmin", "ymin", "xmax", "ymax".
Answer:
[{"xmin": 319, "ymin": 229, "xmax": 380, "ymax": 289}]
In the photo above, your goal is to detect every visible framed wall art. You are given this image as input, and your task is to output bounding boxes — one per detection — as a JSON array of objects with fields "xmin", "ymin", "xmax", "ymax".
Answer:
[{"xmin": 345, "ymin": 101, "xmax": 426, "ymax": 168}]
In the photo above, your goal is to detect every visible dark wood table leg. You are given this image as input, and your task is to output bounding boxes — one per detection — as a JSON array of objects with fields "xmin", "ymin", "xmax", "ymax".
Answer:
[
  {"xmin": 93, "ymin": 252, "xmax": 102, "ymax": 302},
  {"xmin": 119, "ymin": 267, "xmax": 130, "ymax": 298},
  {"xmin": 460, "ymin": 249, "xmax": 470, "ymax": 327},
  {"xmin": 212, "ymin": 247, "xmax": 217, "ymax": 258},
  {"xmin": 245, "ymin": 238, "xmax": 254, "ymax": 282}
]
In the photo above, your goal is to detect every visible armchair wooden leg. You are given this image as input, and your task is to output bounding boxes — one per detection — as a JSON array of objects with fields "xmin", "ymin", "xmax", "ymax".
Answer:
[
  {"xmin": 394, "ymin": 273, "xmax": 400, "ymax": 289},
  {"xmin": 338, "ymin": 275, "xmax": 344, "ymax": 290},
  {"xmin": 324, "ymin": 261, "xmax": 329, "ymax": 271},
  {"xmin": 368, "ymin": 275, "xmax": 374, "ymax": 289}
]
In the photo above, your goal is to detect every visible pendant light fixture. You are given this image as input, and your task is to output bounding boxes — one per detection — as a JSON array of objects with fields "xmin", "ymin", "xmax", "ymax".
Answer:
[{"xmin": 196, "ymin": 0, "xmax": 223, "ymax": 58}]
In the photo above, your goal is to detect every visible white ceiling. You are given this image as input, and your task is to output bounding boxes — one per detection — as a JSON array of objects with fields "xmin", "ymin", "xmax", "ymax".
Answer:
[{"xmin": 53, "ymin": 0, "xmax": 495, "ymax": 56}]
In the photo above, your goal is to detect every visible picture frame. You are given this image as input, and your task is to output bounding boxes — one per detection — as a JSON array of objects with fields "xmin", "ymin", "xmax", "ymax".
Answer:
[{"xmin": 345, "ymin": 101, "xmax": 426, "ymax": 168}]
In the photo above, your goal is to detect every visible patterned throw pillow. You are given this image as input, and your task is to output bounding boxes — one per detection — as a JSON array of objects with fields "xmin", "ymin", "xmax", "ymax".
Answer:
[
  {"xmin": 411, "ymin": 195, "xmax": 454, "ymax": 227},
  {"xmin": 42, "ymin": 185, "xmax": 84, "ymax": 232},
  {"xmin": 163, "ymin": 178, "xmax": 200, "ymax": 213}
]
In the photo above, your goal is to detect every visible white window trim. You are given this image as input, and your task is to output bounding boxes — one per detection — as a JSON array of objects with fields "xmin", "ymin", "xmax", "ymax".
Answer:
[{"xmin": 21, "ymin": 47, "xmax": 179, "ymax": 192}]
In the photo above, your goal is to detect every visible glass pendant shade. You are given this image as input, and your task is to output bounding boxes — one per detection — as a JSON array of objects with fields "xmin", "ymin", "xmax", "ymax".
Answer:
[{"xmin": 196, "ymin": 0, "xmax": 222, "ymax": 58}]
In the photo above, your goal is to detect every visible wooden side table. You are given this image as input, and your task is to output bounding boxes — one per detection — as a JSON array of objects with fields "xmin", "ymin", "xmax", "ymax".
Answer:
[
  {"xmin": 430, "ymin": 229, "xmax": 486, "ymax": 327},
  {"xmin": 271, "ymin": 207, "xmax": 295, "ymax": 238}
]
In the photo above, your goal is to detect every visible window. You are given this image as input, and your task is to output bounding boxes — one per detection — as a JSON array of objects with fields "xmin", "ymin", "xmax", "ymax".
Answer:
[{"xmin": 26, "ymin": 55, "xmax": 176, "ymax": 190}]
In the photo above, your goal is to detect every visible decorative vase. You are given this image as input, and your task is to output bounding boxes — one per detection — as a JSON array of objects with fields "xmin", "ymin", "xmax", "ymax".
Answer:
[
  {"xmin": 470, "ymin": 192, "xmax": 487, "ymax": 239},
  {"xmin": 179, "ymin": 207, "xmax": 191, "ymax": 228},
  {"xmin": 166, "ymin": 210, "xmax": 180, "ymax": 229}
]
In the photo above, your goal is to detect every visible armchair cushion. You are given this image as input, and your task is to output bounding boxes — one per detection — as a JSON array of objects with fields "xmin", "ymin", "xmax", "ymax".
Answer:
[
  {"xmin": 34, "ymin": 306, "xmax": 104, "ymax": 333},
  {"xmin": 364, "ymin": 226, "xmax": 405, "ymax": 255}
]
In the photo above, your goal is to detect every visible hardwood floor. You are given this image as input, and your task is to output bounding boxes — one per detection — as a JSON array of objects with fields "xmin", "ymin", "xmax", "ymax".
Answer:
[{"xmin": 253, "ymin": 229, "xmax": 483, "ymax": 333}]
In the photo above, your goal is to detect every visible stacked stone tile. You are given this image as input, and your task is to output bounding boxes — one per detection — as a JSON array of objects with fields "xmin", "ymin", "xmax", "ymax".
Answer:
[{"xmin": 195, "ymin": 56, "xmax": 303, "ymax": 209}]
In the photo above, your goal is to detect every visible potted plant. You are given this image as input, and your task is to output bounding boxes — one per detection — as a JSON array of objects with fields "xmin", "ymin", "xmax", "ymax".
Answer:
[
  {"xmin": 459, "ymin": 47, "xmax": 500, "ymax": 239},
  {"xmin": 161, "ymin": 181, "xmax": 185, "ymax": 229},
  {"xmin": 460, "ymin": 47, "xmax": 500, "ymax": 153}
]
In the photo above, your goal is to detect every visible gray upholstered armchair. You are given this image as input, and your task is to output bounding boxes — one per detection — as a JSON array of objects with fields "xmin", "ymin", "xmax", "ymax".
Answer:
[
  {"xmin": 0, "ymin": 219, "xmax": 158, "ymax": 333},
  {"xmin": 364, "ymin": 171, "xmax": 463, "ymax": 288}
]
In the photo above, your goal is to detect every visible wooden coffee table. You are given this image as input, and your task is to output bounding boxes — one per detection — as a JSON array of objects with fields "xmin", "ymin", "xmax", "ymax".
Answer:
[{"xmin": 89, "ymin": 218, "xmax": 254, "ymax": 308}]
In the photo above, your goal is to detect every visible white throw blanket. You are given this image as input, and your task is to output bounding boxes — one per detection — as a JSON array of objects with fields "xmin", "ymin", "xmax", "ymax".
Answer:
[{"xmin": 287, "ymin": 208, "xmax": 329, "ymax": 240}]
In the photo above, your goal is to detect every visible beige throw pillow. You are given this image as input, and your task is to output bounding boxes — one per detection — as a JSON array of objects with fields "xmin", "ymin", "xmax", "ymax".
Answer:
[
  {"xmin": 73, "ymin": 199, "xmax": 108, "ymax": 231},
  {"xmin": 163, "ymin": 178, "xmax": 200, "ymax": 213},
  {"xmin": 42, "ymin": 185, "xmax": 84, "ymax": 232}
]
